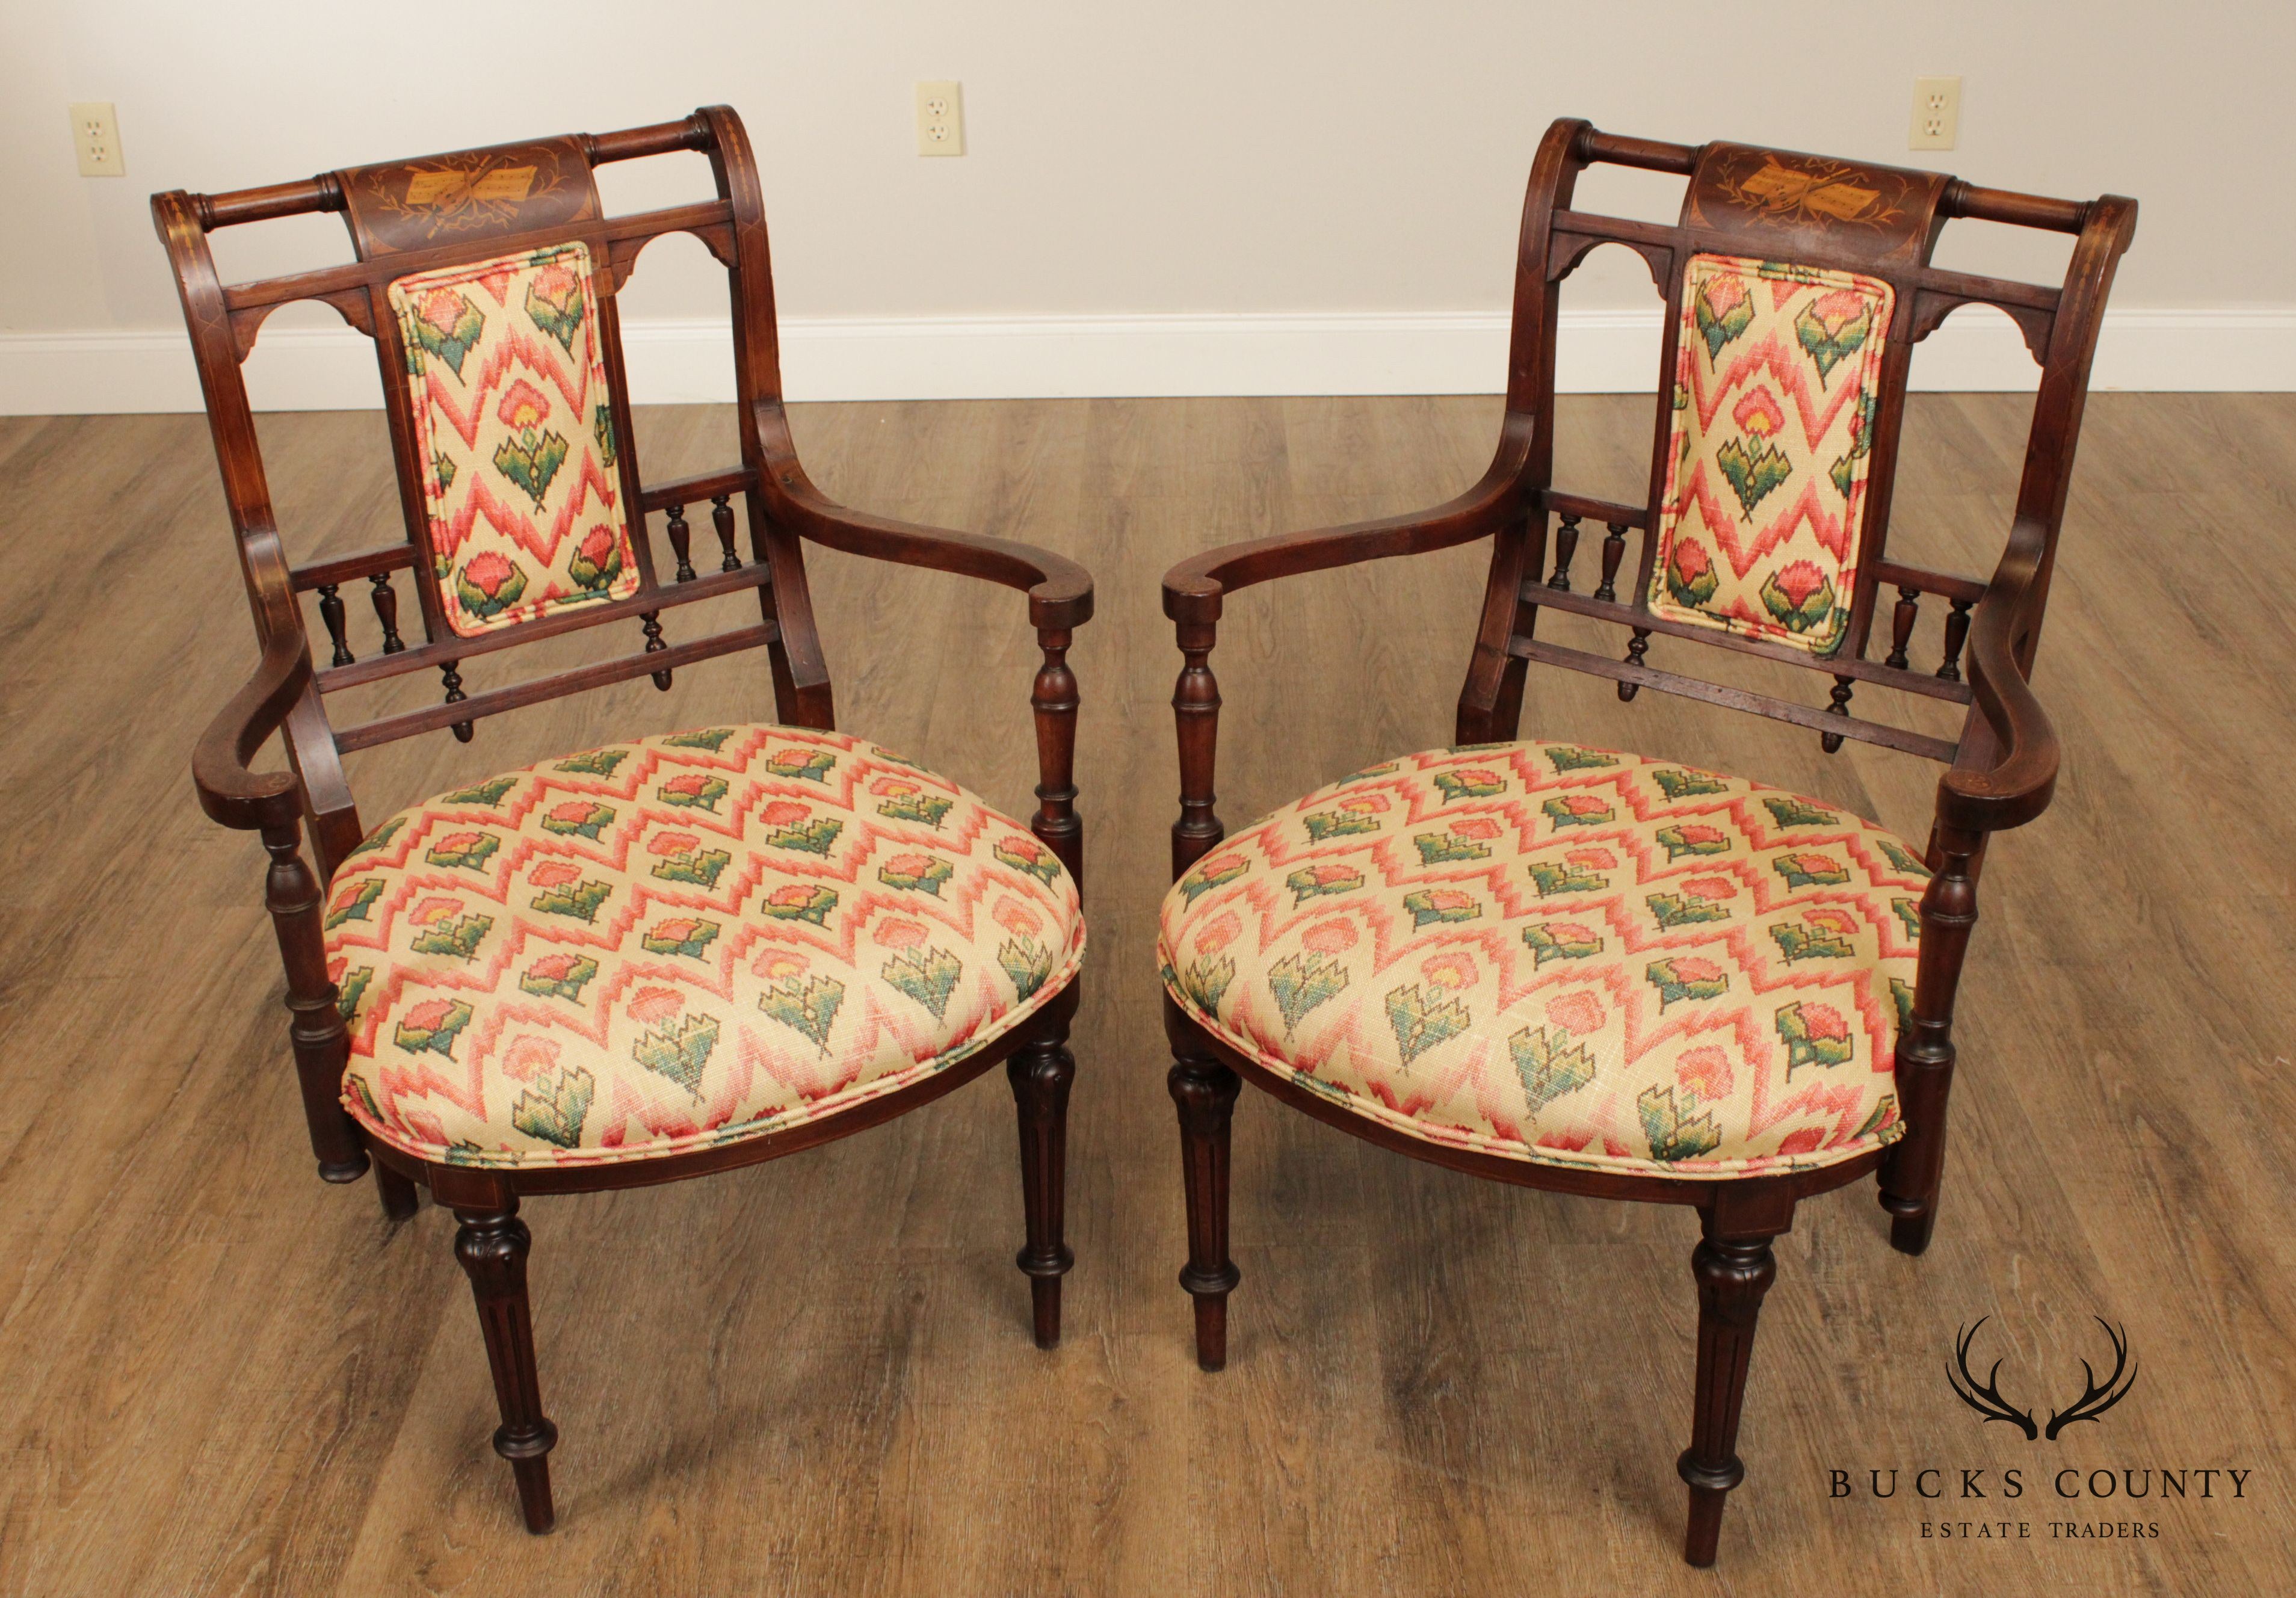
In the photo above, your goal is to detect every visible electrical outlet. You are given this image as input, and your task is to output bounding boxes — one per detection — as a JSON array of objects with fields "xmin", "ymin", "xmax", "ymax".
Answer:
[
  {"xmin": 70, "ymin": 102, "xmax": 124, "ymax": 176},
  {"xmin": 69, "ymin": 102, "xmax": 123, "ymax": 175},
  {"xmin": 1909, "ymin": 76, "xmax": 1960, "ymax": 151},
  {"xmin": 915, "ymin": 81, "xmax": 964, "ymax": 157}
]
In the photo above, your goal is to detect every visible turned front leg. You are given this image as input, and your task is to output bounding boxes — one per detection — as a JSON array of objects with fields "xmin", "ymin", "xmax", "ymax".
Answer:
[
  {"xmin": 1679, "ymin": 1194, "xmax": 1791, "ymax": 1567},
  {"xmin": 1008, "ymin": 993, "xmax": 1078, "ymax": 1348},
  {"xmin": 1167, "ymin": 1005, "xmax": 1241, "ymax": 1372},
  {"xmin": 1879, "ymin": 824, "xmax": 1982, "ymax": 1255},
  {"xmin": 1030, "ymin": 625, "xmax": 1084, "ymax": 890},
  {"xmin": 259, "ymin": 819, "xmax": 368, "ymax": 1186},
  {"xmin": 452, "ymin": 1197, "xmax": 558, "ymax": 1533}
]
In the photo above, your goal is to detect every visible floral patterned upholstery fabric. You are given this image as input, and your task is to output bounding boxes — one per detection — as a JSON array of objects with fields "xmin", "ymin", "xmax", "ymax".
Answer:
[
  {"xmin": 326, "ymin": 726, "xmax": 1083, "ymax": 1170},
  {"xmin": 387, "ymin": 242, "xmax": 642, "ymax": 637},
  {"xmin": 1158, "ymin": 741, "xmax": 1925, "ymax": 1179},
  {"xmin": 1646, "ymin": 252, "xmax": 1895, "ymax": 658}
]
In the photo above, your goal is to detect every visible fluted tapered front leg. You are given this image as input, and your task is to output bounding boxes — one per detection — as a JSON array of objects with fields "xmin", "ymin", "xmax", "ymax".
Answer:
[
  {"xmin": 453, "ymin": 1198, "xmax": 558, "ymax": 1533},
  {"xmin": 1008, "ymin": 999, "xmax": 1078, "ymax": 1349},
  {"xmin": 1167, "ymin": 1005, "xmax": 1241, "ymax": 1372},
  {"xmin": 1677, "ymin": 1192, "xmax": 1791, "ymax": 1567}
]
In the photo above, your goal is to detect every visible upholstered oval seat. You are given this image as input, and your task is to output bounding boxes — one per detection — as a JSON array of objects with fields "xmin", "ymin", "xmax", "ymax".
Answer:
[
  {"xmin": 1158, "ymin": 740, "xmax": 1926, "ymax": 1179},
  {"xmin": 326, "ymin": 724, "xmax": 1084, "ymax": 1171}
]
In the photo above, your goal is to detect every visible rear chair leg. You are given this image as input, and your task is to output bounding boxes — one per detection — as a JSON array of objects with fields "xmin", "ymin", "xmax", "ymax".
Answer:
[
  {"xmin": 374, "ymin": 1161, "xmax": 420, "ymax": 1221},
  {"xmin": 1008, "ymin": 999, "xmax": 1078, "ymax": 1349},
  {"xmin": 1167, "ymin": 1012, "xmax": 1241, "ymax": 1371},
  {"xmin": 1679, "ymin": 1192, "xmax": 1791, "ymax": 1567},
  {"xmin": 452, "ymin": 1198, "xmax": 558, "ymax": 1533}
]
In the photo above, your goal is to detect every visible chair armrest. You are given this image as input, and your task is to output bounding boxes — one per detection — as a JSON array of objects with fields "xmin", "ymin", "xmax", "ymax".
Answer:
[
  {"xmin": 1936, "ymin": 516, "xmax": 2060, "ymax": 833},
  {"xmin": 193, "ymin": 627, "xmax": 313, "ymax": 832},
  {"xmin": 752, "ymin": 404, "xmax": 1092, "ymax": 631},
  {"xmin": 1159, "ymin": 422, "xmax": 1534, "ymax": 877},
  {"xmin": 1161, "ymin": 451, "xmax": 1528, "ymax": 626}
]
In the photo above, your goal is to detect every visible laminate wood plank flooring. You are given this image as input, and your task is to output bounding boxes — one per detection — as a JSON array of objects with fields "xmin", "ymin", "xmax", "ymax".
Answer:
[{"xmin": 0, "ymin": 392, "xmax": 2288, "ymax": 1596}]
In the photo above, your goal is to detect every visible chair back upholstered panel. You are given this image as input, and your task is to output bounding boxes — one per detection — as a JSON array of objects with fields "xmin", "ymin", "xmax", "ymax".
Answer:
[
  {"xmin": 1650, "ymin": 252, "xmax": 1893, "ymax": 655},
  {"xmin": 386, "ymin": 242, "xmax": 641, "ymax": 635}
]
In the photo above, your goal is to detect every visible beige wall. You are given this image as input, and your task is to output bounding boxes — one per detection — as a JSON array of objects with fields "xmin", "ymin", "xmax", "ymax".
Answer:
[{"xmin": 4, "ymin": 0, "xmax": 2291, "ymax": 403}]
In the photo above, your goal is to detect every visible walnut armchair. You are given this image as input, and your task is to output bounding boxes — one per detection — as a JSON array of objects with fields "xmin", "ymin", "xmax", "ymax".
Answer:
[
  {"xmin": 157, "ymin": 106, "xmax": 1092, "ymax": 1532},
  {"xmin": 1156, "ymin": 121, "xmax": 2132, "ymax": 1566}
]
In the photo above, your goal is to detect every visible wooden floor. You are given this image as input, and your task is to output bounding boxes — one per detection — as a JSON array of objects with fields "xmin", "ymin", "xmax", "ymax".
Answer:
[{"xmin": 1, "ymin": 393, "xmax": 2291, "ymax": 1597}]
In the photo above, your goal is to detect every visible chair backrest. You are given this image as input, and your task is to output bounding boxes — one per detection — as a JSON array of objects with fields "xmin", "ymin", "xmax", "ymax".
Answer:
[
  {"xmin": 1466, "ymin": 122, "xmax": 2135, "ymax": 770},
  {"xmin": 155, "ymin": 106, "xmax": 827, "ymax": 874}
]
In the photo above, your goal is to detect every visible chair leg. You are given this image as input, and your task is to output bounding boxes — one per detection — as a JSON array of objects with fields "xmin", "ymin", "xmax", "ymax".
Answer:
[
  {"xmin": 1008, "ymin": 1012, "xmax": 1077, "ymax": 1350},
  {"xmin": 260, "ymin": 822, "xmax": 369, "ymax": 1185},
  {"xmin": 452, "ymin": 1200, "xmax": 558, "ymax": 1533},
  {"xmin": 1678, "ymin": 1195, "xmax": 1790, "ymax": 1568},
  {"xmin": 374, "ymin": 1161, "xmax": 420, "ymax": 1221},
  {"xmin": 1877, "ymin": 826, "xmax": 1981, "ymax": 1256},
  {"xmin": 1167, "ymin": 1028, "xmax": 1241, "ymax": 1372}
]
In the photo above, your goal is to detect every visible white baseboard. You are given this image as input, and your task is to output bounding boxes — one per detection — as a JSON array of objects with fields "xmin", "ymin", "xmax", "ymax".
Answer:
[{"xmin": 2, "ymin": 306, "xmax": 2289, "ymax": 415}]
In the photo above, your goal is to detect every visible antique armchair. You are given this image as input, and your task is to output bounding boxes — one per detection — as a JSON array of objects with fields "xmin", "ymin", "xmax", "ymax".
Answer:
[
  {"xmin": 156, "ymin": 106, "xmax": 1091, "ymax": 1532},
  {"xmin": 1156, "ymin": 121, "xmax": 2132, "ymax": 1565}
]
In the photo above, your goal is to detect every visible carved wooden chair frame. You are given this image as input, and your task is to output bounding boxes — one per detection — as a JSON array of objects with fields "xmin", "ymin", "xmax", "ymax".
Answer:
[
  {"xmin": 156, "ymin": 106, "xmax": 1093, "ymax": 1532},
  {"xmin": 1159, "ymin": 119, "xmax": 2134, "ymax": 1565}
]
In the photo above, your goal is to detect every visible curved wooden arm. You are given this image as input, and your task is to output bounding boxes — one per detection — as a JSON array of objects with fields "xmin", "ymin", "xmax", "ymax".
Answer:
[
  {"xmin": 1161, "ymin": 422, "xmax": 1533, "ymax": 626},
  {"xmin": 194, "ymin": 625, "xmax": 314, "ymax": 831},
  {"xmin": 751, "ymin": 403, "xmax": 1093, "ymax": 631},
  {"xmin": 1937, "ymin": 517, "xmax": 2060, "ymax": 833}
]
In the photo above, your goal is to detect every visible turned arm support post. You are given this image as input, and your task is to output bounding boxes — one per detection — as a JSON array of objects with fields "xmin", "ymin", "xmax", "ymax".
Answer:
[
  {"xmin": 259, "ymin": 816, "xmax": 369, "ymax": 1182},
  {"xmin": 1169, "ymin": 610, "xmax": 1225, "ymax": 880},
  {"xmin": 1029, "ymin": 625, "xmax": 1084, "ymax": 890}
]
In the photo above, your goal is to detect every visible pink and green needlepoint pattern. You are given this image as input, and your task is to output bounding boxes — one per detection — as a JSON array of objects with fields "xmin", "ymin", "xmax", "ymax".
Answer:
[
  {"xmin": 1647, "ymin": 252, "xmax": 1896, "ymax": 658},
  {"xmin": 386, "ymin": 242, "xmax": 642, "ymax": 637},
  {"xmin": 327, "ymin": 725, "xmax": 1083, "ymax": 1170},
  {"xmin": 1159, "ymin": 739, "xmax": 1922, "ymax": 1180}
]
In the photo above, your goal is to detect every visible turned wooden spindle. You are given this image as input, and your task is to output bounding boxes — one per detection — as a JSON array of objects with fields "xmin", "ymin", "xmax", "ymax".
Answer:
[
  {"xmin": 369, "ymin": 572, "xmax": 407, "ymax": 653},
  {"xmin": 641, "ymin": 611, "xmax": 671, "ymax": 689},
  {"xmin": 1938, "ymin": 597, "xmax": 1974, "ymax": 682},
  {"xmin": 1619, "ymin": 627, "xmax": 1652, "ymax": 702},
  {"xmin": 316, "ymin": 583, "xmax": 353, "ymax": 667},
  {"xmin": 439, "ymin": 661, "xmax": 472, "ymax": 742},
  {"xmin": 1546, "ymin": 515, "xmax": 1582, "ymax": 591},
  {"xmin": 712, "ymin": 494, "xmax": 740, "ymax": 572},
  {"xmin": 1820, "ymin": 676, "xmax": 1854, "ymax": 752},
  {"xmin": 1593, "ymin": 522, "xmax": 1628, "ymax": 601},
  {"xmin": 664, "ymin": 504, "xmax": 696, "ymax": 582},
  {"xmin": 1886, "ymin": 585, "xmax": 1920, "ymax": 670}
]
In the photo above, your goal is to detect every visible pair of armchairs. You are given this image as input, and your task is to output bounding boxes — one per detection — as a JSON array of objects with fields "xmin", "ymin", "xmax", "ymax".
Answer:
[{"xmin": 158, "ymin": 108, "xmax": 2132, "ymax": 1566}]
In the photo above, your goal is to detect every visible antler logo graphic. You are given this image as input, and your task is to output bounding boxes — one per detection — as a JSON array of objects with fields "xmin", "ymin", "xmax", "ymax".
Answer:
[
  {"xmin": 2044, "ymin": 1318, "xmax": 2139, "ymax": 1440},
  {"xmin": 1946, "ymin": 1318, "xmax": 2037, "ymax": 1439},
  {"xmin": 1945, "ymin": 1317, "xmax": 2139, "ymax": 1442}
]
